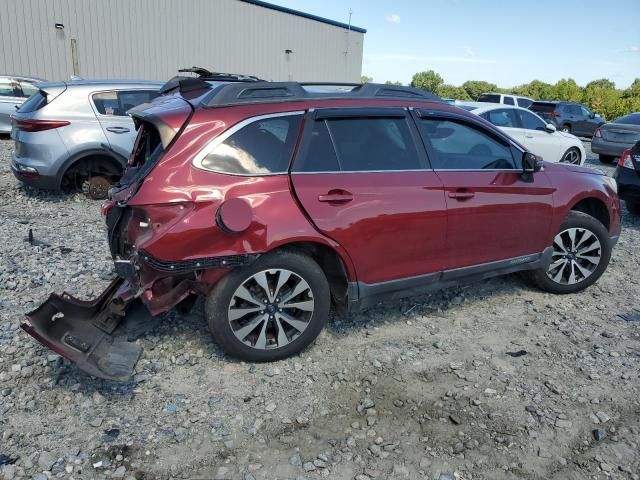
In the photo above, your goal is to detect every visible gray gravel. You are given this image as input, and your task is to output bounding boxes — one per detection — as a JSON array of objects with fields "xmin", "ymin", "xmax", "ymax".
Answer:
[{"xmin": 1, "ymin": 137, "xmax": 639, "ymax": 480}]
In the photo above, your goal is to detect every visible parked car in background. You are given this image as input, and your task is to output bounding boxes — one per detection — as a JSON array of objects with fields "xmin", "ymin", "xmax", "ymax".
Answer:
[
  {"xmin": 22, "ymin": 79, "xmax": 621, "ymax": 380},
  {"xmin": 0, "ymin": 75, "xmax": 44, "ymax": 134},
  {"xmin": 477, "ymin": 92, "xmax": 533, "ymax": 108},
  {"xmin": 529, "ymin": 101, "xmax": 604, "ymax": 137},
  {"xmin": 592, "ymin": 112, "xmax": 640, "ymax": 164},
  {"xmin": 613, "ymin": 140, "xmax": 640, "ymax": 215},
  {"xmin": 458, "ymin": 102, "xmax": 585, "ymax": 164},
  {"xmin": 10, "ymin": 79, "xmax": 161, "ymax": 198}
]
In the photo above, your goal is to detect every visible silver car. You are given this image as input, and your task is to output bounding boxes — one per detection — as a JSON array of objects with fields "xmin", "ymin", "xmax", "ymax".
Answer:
[
  {"xmin": 0, "ymin": 75, "xmax": 44, "ymax": 133},
  {"xmin": 592, "ymin": 112, "xmax": 640, "ymax": 164},
  {"xmin": 11, "ymin": 79, "xmax": 162, "ymax": 198}
]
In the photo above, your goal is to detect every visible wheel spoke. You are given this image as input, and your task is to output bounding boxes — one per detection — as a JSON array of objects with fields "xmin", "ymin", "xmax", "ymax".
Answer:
[
  {"xmin": 254, "ymin": 317, "xmax": 269, "ymax": 349},
  {"xmin": 277, "ymin": 311, "xmax": 309, "ymax": 333},
  {"xmin": 568, "ymin": 262, "xmax": 577, "ymax": 284},
  {"xmin": 577, "ymin": 242, "xmax": 600, "ymax": 255},
  {"xmin": 274, "ymin": 316, "xmax": 290, "ymax": 347},
  {"xmin": 576, "ymin": 253, "xmax": 600, "ymax": 264},
  {"xmin": 552, "ymin": 260, "xmax": 568, "ymax": 282},
  {"xmin": 233, "ymin": 285, "xmax": 263, "ymax": 307},
  {"xmin": 574, "ymin": 230, "xmax": 593, "ymax": 250},
  {"xmin": 554, "ymin": 239, "xmax": 567, "ymax": 253},
  {"xmin": 233, "ymin": 314, "xmax": 267, "ymax": 342},
  {"xmin": 273, "ymin": 270, "xmax": 291, "ymax": 300},
  {"xmin": 229, "ymin": 306, "xmax": 263, "ymax": 321},
  {"xmin": 549, "ymin": 258, "xmax": 566, "ymax": 268},
  {"xmin": 279, "ymin": 280, "xmax": 310, "ymax": 305},
  {"xmin": 281, "ymin": 299, "xmax": 314, "ymax": 311},
  {"xmin": 574, "ymin": 261, "xmax": 593, "ymax": 279},
  {"xmin": 567, "ymin": 229, "xmax": 577, "ymax": 251},
  {"xmin": 253, "ymin": 271, "xmax": 273, "ymax": 302}
]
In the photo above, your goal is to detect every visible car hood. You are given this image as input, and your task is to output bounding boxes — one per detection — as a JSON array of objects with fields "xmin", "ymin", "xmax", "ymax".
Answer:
[{"xmin": 556, "ymin": 130, "xmax": 580, "ymax": 141}]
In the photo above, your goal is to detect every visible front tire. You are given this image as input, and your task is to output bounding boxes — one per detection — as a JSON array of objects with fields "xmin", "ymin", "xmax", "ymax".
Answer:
[
  {"xmin": 598, "ymin": 154, "xmax": 616, "ymax": 164},
  {"xmin": 560, "ymin": 124, "xmax": 571, "ymax": 133},
  {"xmin": 205, "ymin": 250, "xmax": 330, "ymax": 362},
  {"xmin": 529, "ymin": 211, "xmax": 611, "ymax": 294}
]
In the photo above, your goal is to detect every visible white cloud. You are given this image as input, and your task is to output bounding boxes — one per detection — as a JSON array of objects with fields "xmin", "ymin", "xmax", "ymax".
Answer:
[
  {"xmin": 366, "ymin": 53, "xmax": 496, "ymax": 65},
  {"xmin": 386, "ymin": 13, "xmax": 401, "ymax": 24},
  {"xmin": 629, "ymin": 46, "xmax": 640, "ymax": 52},
  {"xmin": 465, "ymin": 47, "xmax": 474, "ymax": 56}
]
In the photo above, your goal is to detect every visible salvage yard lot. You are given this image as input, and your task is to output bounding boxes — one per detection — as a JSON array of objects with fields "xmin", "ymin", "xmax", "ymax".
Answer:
[{"xmin": 0, "ymin": 137, "xmax": 638, "ymax": 480}]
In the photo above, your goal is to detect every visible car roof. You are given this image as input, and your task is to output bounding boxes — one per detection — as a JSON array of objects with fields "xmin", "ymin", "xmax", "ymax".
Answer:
[
  {"xmin": 0, "ymin": 74, "xmax": 46, "ymax": 83},
  {"xmin": 478, "ymin": 92, "xmax": 532, "ymax": 100},
  {"xmin": 37, "ymin": 79, "xmax": 163, "ymax": 91},
  {"xmin": 457, "ymin": 102, "xmax": 531, "ymax": 114}
]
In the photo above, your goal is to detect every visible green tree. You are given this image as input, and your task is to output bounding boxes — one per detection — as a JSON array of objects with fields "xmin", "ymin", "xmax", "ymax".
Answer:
[
  {"xmin": 553, "ymin": 78, "xmax": 582, "ymax": 102},
  {"xmin": 512, "ymin": 80, "xmax": 555, "ymax": 100},
  {"xmin": 410, "ymin": 70, "xmax": 444, "ymax": 93},
  {"xmin": 361, "ymin": 75, "xmax": 373, "ymax": 83},
  {"xmin": 384, "ymin": 80, "xmax": 403, "ymax": 86},
  {"xmin": 585, "ymin": 79, "xmax": 615, "ymax": 90},
  {"xmin": 436, "ymin": 84, "xmax": 471, "ymax": 100},
  {"xmin": 461, "ymin": 80, "xmax": 498, "ymax": 100}
]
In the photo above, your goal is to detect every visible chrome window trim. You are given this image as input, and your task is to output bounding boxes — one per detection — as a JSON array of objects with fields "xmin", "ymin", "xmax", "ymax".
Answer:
[
  {"xmin": 192, "ymin": 110, "xmax": 305, "ymax": 174},
  {"xmin": 292, "ymin": 168, "xmax": 524, "ymax": 175}
]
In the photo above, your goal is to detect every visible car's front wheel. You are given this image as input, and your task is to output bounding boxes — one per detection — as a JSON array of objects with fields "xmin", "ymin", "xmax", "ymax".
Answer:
[
  {"xmin": 561, "ymin": 147, "xmax": 581, "ymax": 165},
  {"xmin": 529, "ymin": 211, "xmax": 611, "ymax": 294},
  {"xmin": 205, "ymin": 250, "xmax": 330, "ymax": 362},
  {"xmin": 598, "ymin": 154, "xmax": 616, "ymax": 164},
  {"xmin": 560, "ymin": 124, "xmax": 571, "ymax": 133}
]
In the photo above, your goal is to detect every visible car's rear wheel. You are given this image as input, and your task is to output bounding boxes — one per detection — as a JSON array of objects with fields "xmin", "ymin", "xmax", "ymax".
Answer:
[
  {"xmin": 205, "ymin": 250, "xmax": 330, "ymax": 362},
  {"xmin": 598, "ymin": 154, "xmax": 616, "ymax": 164},
  {"xmin": 627, "ymin": 201, "xmax": 640, "ymax": 216},
  {"xmin": 529, "ymin": 211, "xmax": 611, "ymax": 294},
  {"xmin": 560, "ymin": 124, "xmax": 571, "ymax": 133},
  {"xmin": 561, "ymin": 147, "xmax": 581, "ymax": 165}
]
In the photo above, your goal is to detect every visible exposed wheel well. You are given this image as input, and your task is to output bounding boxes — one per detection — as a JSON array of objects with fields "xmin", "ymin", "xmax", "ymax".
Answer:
[
  {"xmin": 570, "ymin": 198, "xmax": 610, "ymax": 231},
  {"xmin": 271, "ymin": 242, "xmax": 350, "ymax": 309},
  {"xmin": 61, "ymin": 154, "xmax": 123, "ymax": 190}
]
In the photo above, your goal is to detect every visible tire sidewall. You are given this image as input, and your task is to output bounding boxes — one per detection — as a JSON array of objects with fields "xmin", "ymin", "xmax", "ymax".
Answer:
[
  {"xmin": 562, "ymin": 147, "xmax": 580, "ymax": 165},
  {"xmin": 533, "ymin": 211, "xmax": 612, "ymax": 294},
  {"xmin": 205, "ymin": 250, "xmax": 330, "ymax": 362}
]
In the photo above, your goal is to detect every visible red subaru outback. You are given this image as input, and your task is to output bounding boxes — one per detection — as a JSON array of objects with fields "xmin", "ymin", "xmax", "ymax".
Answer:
[{"xmin": 23, "ymin": 77, "xmax": 621, "ymax": 380}]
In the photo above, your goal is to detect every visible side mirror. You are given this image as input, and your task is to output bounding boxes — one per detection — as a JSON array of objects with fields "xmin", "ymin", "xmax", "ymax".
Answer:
[
  {"xmin": 589, "ymin": 112, "xmax": 596, "ymax": 119},
  {"xmin": 545, "ymin": 123, "xmax": 556, "ymax": 133},
  {"xmin": 521, "ymin": 152, "xmax": 541, "ymax": 182}
]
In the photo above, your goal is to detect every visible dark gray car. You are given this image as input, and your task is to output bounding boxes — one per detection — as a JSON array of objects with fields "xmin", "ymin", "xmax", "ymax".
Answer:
[
  {"xmin": 529, "ymin": 101, "xmax": 605, "ymax": 138},
  {"xmin": 592, "ymin": 112, "xmax": 640, "ymax": 163}
]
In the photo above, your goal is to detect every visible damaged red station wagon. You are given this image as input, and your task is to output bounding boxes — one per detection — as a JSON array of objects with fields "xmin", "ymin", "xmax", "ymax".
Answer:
[{"xmin": 23, "ymin": 74, "xmax": 621, "ymax": 381}]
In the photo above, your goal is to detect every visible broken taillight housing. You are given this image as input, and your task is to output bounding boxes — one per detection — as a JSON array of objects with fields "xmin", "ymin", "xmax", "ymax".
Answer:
[
  {"xmin": 618, "ymin": 149, "xmax": 636, "ymax": 169},
  {"xmin": 126, "ymin": 203, "xmax": 194, "ymax": 248}
]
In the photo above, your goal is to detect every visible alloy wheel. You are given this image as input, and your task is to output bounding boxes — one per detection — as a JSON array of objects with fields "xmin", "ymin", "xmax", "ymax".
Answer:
[
  {"xmin": 227, "ymin": 269, "xmax": 314, "ymax": 350},
  {"xmin": 546, "ymin": 227, "xmax": 602, "ymax": 285},
  {"xmin": 562, "ymin": 149, "xmax": 580, "ymax": 164}
]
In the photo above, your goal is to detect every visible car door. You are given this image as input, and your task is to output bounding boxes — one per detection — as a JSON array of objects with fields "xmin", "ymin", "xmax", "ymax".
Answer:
[
  {"xmin": 580, "ymin": 106, "xmax": 600, "ymax": 136},
  {"xmin": 290, "ymin": 108, "xmax": 448, "ymax": 285},
  {"xmin": 413, "ymin": 110, "xmax": 555, "ymax": 270},
  {"xmin": 515, "ymin": 109, "xmax": 565, "ymax": 162},
  {"xmin": 0, "ymin": 78, "xmax": 22, "ymax": 133},
  {"xmin": 91, "ymin": 89, "xmax": 158, "ymax": 159}
]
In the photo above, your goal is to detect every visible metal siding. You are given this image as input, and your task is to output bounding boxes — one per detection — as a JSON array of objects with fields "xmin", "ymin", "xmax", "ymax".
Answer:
[{"xmin": 0, "ymin": 0, "xmax": 363, "ymax": 83}]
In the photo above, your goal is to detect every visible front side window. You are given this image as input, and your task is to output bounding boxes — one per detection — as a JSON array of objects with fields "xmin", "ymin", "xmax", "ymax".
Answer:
[
  {"xmin": 199, "ymin": 114, "xmax": 303, "ymax": 175},
  {"xmin": 294, "ymin": 115, "xmax": 421, "ymax": 172},
  {"xmin": 517, "ymin": 110, "xmax": 547, "ymax": 131},
  {"xmin": 580, "ymin": 106, "xmax": 592, "ymax": 117},
  {"xmin": 93, "ymin": 90, "xmax": 158, "ymax": 116},
  {"xmin": 503, "ymin": 96, "xmax": 515, "ymax": 106},
  {"xmin": 481, "ymin": 109, "xmax": 518, "ymax": 128},
  {"xmin": 418, "ymin": 118, "xmax": 516, "ymax": 170}
]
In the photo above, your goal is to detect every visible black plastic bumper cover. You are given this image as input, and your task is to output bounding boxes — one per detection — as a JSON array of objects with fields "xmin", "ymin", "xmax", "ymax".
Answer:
[{"xmin": 21, "ymin": 278, "xmax": 156, "ymax": 381}]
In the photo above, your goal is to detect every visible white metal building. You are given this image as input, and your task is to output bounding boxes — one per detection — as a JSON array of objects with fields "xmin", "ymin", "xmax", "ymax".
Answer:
[{"xmin": 0, "ymin": 0, "xmax": 366, "ymax": 83}]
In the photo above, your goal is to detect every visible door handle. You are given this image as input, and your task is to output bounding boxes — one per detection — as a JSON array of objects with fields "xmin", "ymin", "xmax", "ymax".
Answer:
[
  {"xmin": 106, "ymin": 126, "xmax": 130, "ymax": 134},
  {"xmin": 525, "ymin": 134, "xmax": 534, "ymax": 138},
  {"xmin": 448, "ymin": 188, "xmax": 475, "ymax": 200},
  {"xmin": 318, "ymin": 190, "xmax": 353, "ymax": 204}
]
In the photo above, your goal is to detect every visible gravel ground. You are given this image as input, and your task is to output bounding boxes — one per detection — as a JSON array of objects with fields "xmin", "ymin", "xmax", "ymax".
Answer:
[{"xmin": 0, "ymin": 136, "xmax": 639, "ymax": 480}]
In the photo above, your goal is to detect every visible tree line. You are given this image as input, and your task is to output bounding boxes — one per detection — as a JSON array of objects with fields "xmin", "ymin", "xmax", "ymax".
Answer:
[{"xmin": 361, "ymin": 71, "xmax": 640, "ymax": 121}]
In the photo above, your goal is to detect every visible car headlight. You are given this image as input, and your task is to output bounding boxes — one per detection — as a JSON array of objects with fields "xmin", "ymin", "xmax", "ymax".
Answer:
[{"xmin": 603, "ymin": 175, "xmax": 617, "ymax": 193}]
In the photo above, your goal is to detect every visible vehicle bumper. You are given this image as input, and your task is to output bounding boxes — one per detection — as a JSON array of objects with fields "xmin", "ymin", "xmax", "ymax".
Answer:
[
  {"xmin": 11, "ymin": 158, "xmax": 59, "ymax": 190},
  {"xmin": 591, "ymin": 138, "xmax": 632, "ymax": 157},
  {"xmin": 613, "ymin": 166, "xmax": 640, "ymax": 203}
]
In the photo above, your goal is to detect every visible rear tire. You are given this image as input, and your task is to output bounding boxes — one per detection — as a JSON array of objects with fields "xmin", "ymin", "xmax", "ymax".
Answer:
[
  {"xmin": 627, "ymin": 201, "xmax": 640, "ymax": 216},
  {"xmin": 529, "ymin": 211, "xmax": 611, "ymax": 294},
  {"xmin": 560, "ymin": 124, "xmax": 571, "ymax": 133},
  {"xmin": 205, "ymin": 250, "xmax": 330, "ymax": 362},
  {"xmin": 598, "ymin": 154, "xmax": 616, "ymax": 164},
  {"xmin": 561, "ymin": 147, "xmax": 581, "ymax": 165}
]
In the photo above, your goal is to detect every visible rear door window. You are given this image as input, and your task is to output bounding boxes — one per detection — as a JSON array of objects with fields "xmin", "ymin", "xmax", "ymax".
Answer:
[
  {"xmin": 198, "ymin": 113, "xmax": 303, "ymax": 175},
  {"xmin": 93, "ymin": 90, "xmax": 158, "ymax": 116},
  {"xmin": 517, "ymin": 98, "xmax": 532, "ymax": 108},
  {"xmin": 417, "ymin": 118, "xmax": 516, "ymax": 170},
  {"xmin": 517, "ymin": 110, "xmax": 547, "ymax": 131},
  {"xmin": 503, "ymin": 96, "xmax": 515, "ymax": 105},
  {"xmin": 480, "ymin": 109, "xmax": 518, "ymax": 128}
]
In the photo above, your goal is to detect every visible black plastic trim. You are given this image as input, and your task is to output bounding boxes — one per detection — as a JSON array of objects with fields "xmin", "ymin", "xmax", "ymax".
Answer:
[
  {"xmin": 313, "ymin": 107, "xmax": 407, "ymax": 120},
  {"xmin": 139, "ymin": 251, "xmax": 260, "ymax": 273}
]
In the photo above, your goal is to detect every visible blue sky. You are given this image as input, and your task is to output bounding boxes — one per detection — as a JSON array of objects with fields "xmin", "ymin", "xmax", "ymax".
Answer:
[{"xmin": 274, "ymin": 0, "xmax": 640, "ymax": 89}]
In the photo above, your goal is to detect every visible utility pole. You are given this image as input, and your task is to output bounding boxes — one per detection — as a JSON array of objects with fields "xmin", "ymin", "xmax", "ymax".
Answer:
[{"xmin": 344, "ymin": 8, "xmax": 352, "ymax": 55}]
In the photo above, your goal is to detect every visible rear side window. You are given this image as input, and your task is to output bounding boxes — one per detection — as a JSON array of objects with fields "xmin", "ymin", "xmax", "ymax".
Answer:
[
  {"xmin": 503, "ymin": 96, "xmax": 515, "ymax": 105},
  {"xmin": 0, "ymin": 79, "xmax": 15, "ymax": 97},
  {"xmin": 530, "ymin": 102, "xmax": 557, "ymax": 113},
  {"xmin": 417, "ymin": 118, "xmax": 515, "ymax": 170},
  {"xmin": 199, "ymin": 114, "xmax": 303, "ymax": 175},
  {"xmin": 481, "ymin": 109, "xmax": 518, "ymax": 128},
  {"xmin": 294, "ymin": 116, "xmax": 421, "ymax": 172},
  {"xmin": 477, "ymin": 94, "xmax": 501, "ymax": 103},
  {"xmin": 18, "ymin": 81, "xmax": 38, "ymax": 98},
  {"xmin": 93, "ymin": 90, "xmax": 158, "ymax": 116},
  {"xmin": 517, "ymin": 110, "xmax": 547, "ymax": 131},
  {"xmin": 17, "ymin": 90, "xmax": 47, "ymax": 113},
  {"xmin": 614, "ymin": 113, "xmax": 640, "ymax": 125},
  {"xmin": 517, "ymin": 98, "xmax": 532, "ymax": 108}
]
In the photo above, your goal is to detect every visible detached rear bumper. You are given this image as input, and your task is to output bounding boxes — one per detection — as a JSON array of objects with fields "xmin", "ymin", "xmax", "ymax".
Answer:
[{"xmin": 21, "ymin": 278, "xmax": 158, "ymax": 381}]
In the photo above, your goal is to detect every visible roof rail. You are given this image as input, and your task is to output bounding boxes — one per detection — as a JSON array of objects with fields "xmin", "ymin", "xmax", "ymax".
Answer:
[
  {"xmin": 202, "ymin": 82, "xmax": 440, "ymax": 107},
  {"xmin": 160, "ymin": 67, "xmax": 265, "ymax": 94}
]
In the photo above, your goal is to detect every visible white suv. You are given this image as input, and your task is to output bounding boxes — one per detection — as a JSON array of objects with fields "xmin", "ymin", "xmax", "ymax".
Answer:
[{"xmin": 477, "ymin": 92, "xmax": 533, "ymax": 109}]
